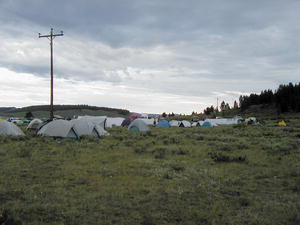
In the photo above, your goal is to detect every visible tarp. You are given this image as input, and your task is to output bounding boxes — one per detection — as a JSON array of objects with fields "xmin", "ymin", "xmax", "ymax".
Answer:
[
  {"xmin": 105, "ymin": 117, "xmax": 125, "ymax": 128},
  {"xmin": 38, "ymin": 120, "xmax": 79, "ymax": 139},
  {"xmin": 0, "ymin": 121, "xmax": 25, "ymax": 136},
  {"xmin": 128, "ymin": 119, "xmax": 150, "ymax": 132},
  {"xmin": 156, "ymin": 120, "xmax": 170, "ymax": 128},
  {"xmin": 27, "ymin": 118, "xmax": 43, "ymax": 130}
]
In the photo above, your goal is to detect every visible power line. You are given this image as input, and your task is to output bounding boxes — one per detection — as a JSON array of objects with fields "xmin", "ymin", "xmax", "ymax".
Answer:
[{"xmin": 38, "ymin": 28, "xmax": 64, "ymax": 121}]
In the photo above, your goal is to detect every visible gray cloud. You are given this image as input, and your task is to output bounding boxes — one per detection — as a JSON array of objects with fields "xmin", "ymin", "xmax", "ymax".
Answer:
[{"xmin": 0, "ymin": 0, "xmax": 300, "ymax": 112}]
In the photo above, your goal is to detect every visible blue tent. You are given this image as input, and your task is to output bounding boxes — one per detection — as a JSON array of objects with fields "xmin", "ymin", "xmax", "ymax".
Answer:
[
  {"xmin": 156, "ymin": 120, "xmax": 170, "ymax": 128},
  {"xmin": 202, "ymin": 121, "xmax": 213, "ymax": 127}
]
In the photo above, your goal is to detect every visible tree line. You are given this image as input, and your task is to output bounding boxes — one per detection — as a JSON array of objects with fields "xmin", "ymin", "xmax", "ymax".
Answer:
[{"xmin": 239, "ymin": 82, "xmax": 300, "ymax": 113}]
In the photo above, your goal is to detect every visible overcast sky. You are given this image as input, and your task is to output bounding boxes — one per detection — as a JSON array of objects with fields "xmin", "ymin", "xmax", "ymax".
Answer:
[{"xmin": 0, "ymin": 0, "xmax": 299, "ymax": 113}]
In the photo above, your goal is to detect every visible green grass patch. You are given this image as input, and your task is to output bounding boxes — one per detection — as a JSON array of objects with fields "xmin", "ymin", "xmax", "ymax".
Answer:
[{"xmin": 0, "ymin": 125, "xmax": 300, "ymax": 224}]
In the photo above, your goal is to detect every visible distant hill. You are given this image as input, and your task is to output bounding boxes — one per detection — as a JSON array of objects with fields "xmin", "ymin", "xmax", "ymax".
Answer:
[
  {"xmin": 0, "ymin": 105, "xmax": 130, "ymax": 118},
  {"xmin": 0, "ymin": 107, "xmax": 17, "ymax": 113}
]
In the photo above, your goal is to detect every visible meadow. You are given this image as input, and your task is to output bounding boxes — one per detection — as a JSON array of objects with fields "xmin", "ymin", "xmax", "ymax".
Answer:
[{"xmin": 0, "ymin": 120, "xmax": 300, "ymax": 225}]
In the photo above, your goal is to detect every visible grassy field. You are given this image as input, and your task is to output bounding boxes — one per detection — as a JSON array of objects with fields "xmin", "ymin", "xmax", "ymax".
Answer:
[{"xmin": 0, "ymin": 120, "xmax": 300, "ymax": 225}]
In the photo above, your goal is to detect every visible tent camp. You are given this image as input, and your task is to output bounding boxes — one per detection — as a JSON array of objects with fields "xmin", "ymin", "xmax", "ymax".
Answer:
[
  {"xmin": 128, "ymin": 119, "xmax": 150, "ymax": 132},
  {"xmin": 179, "ymin": 120, "xmax": 191, "ymax": 128},
  {"xmin": 121, "ymin": 118, "xmax": 132, "ymax": 127},
  {"xmin": 156, "ymin": 120, "xmax": 170, "ymax": 128},
  {"xmin": 169, "ymin": 120, "xmax": 179, "ymax": 127},
  {"xmin": 27, "ymin": 118, "xmax": 43, "ymax": 130},
  {"xmin": 38, "ymin": 120, "xmax": 79, "ymax": 139},
  {"xmin": 105, "ymin": 117, "xmax": 125, "ymax": 128},
  {"xmin": 71, "ymin": 119, "xmax": 109, "ymax": 137},
  {"xmin": 77, "ymin": 116, "xmax": 106, "ymax": 128},
  {"xmin": 0, "ymin": 121, "xmax": 25, "ymax": 136}
]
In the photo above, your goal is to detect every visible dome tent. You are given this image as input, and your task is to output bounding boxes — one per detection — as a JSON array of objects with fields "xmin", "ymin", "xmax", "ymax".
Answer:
[
  {"xmin": 121, "ymin": 118, "xmax": 132, "ymax": 127},
  {"xmin": 70, "ymin": 119, "xmax": 109, "ymax": 137},
  {"xmin": 202, "ymin": 121, "xmax": 217, "ymax": 127},
  {"xmin": 169, "ymin": 120, "xmax": 179, "ymax": 127},
  {"xmin": 139, "ymin": 118, "xmax": 155, "ymax": 126},
  {"xmin": 76, "ymin": 116, "xmax": 106, "ymax": 128},
  {"xmin": 192, "ymin": 121, "xmax": 204, "ymax": 127},
  {"xmin": 278, "ymin": 120, "xmax": 286, "ymax": 126},
  {"xmin": 205, "ymin": 118, "xmax": 241, "ymax": 125},
  {"xmin": 179, "ymin": 120, "xmax": 191, "ymax": 128},
  {"xmin": 106, "ymin": 117, "xmax": 125, "ymax": 128},
  {"xmin": 156, "ymin": 120, "xmax": 170, "ymax": 128},
  {"xmin": 37, "ymin": 120, "xmax": 79, "ymax": 139},
  {"xmin": 128, "ymin": 119, "xmax": 149, "ymax": 132},
  {"xmin": 196, "ymin": 121, "xmax": 204, "ymax": 126},
  {"xmin": 0, "ymin": 121, "xmax": 25, "ymax": 136},
  {"xmin": 27, "ymin": 118, "xmax": 43, "ymax": 130}
]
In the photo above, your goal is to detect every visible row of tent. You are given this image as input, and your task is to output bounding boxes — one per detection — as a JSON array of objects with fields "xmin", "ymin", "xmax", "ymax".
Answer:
[
  {"xmin": 0, "ymin": 117, "xmax": 109, "ymax": 139},
  {"xmin": 126, "ymin": 119, "xmax": 217, "ymax": 131},
  {"xmin": 0, "ymin": 116, "xmax": 289, "ymax": 137},
  {"xmin": 0, "ymin": 115, "xmax": 239, "ymax": 137},
  {"xmin": 6, "ymin": 115, "xmax": 243, "ymax": 132},
  {"xmin": 157, "ymin": 120, "xmax": 218, "ymax": 128}
]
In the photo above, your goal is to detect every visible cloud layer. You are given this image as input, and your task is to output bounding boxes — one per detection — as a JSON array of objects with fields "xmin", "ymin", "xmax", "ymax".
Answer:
[{"xmin": 0, "ymin": 0, "xmax": 299, "ymax": 113}]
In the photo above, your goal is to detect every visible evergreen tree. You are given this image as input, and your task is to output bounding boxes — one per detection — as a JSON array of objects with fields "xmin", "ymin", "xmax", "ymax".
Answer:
[
  {"xmin": 25, "ymin": 112, "xmax": 34, "ymax": 119},
  {"xmin": 234, "ymin": 100, "xmax": 239, "ymax": 109}
]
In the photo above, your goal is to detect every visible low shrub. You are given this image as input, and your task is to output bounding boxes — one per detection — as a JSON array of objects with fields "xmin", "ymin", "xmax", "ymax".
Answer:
[
  {"xmin": 171, "ymin": 147, "xmax": 189, "ymax": 155},
  {"xmin": 152, "ymin": 147, "xmax": 167, "ymax": 159},
  {"xmin": 208, "ymin": 152, "xmax": 246, "ymax": 163}
]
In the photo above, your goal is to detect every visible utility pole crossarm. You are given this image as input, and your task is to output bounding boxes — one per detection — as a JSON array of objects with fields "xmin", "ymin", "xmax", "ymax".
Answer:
[
  {"xmin": 38, "ymin": 34, "xmax": 51, "ymax": 38},
  {"xmin": 38, "ymin": 28, "xmax": 64, "ymax": 121}
]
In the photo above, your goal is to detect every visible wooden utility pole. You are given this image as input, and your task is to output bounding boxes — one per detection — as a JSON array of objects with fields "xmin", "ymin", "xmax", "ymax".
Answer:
[{"xmin": 39, "ymin": 28, "xmax": 64, "ymax": 120}]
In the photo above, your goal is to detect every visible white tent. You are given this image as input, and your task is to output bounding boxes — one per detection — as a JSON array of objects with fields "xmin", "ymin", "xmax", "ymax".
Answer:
[
  {"xmin": 192, "ymin": 121, "xmax": 204, "ymax": 127},
  {"xmin": 0, "ymin": 121, "xmax": 25, "ymax": 136},
  {"xmin": 27, "ymin": 119, "xmax": 43, "ymax": 130},
  {"xmin": 138, "ymin": 118, "xmax": 155, "ymax": 126},
  {"xmin": 205, "ymin": 118, "xmax": 241, "ymax": 125},
  {"xmin": 128, "ymin": 119, "xmax": 150, "ymax": 132},
  {"xmin": 38, "ymin": 120, "xmax": 79, "ymax": 139},
  {"xmin": 169, "ymin": 120, "xmax": 179, "ymax": 127},
  {"xmin": 245, "ymin": 117, "xmax": 257, "ymax": 124},
  {"xmin": 105, "ymin": 117, "xmax": 125, "ymax": 128},
  {"xmin": 71, "ymin": 119, "xmax": 109, "ymax": 137},
  {"xmin": 179, "ymin": 120, "xmax": 191, "ymax": 128},
  {"xmin": 77, "ymin": 116, "xmax": 106, "ymax": 128}
]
